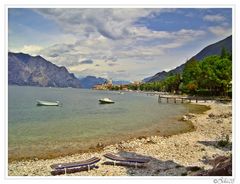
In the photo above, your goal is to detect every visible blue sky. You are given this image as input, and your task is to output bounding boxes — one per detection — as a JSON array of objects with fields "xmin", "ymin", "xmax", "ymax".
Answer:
[{"xmin": 8, "ymin": 8, "xmax": 232, "ymax": 81}]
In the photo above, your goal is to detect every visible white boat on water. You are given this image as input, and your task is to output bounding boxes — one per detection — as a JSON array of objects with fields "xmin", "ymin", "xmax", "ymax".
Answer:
[
  {"xmin": 99, "ymin": 98, "xmax": 115, "ymax": 104},
  {"xmin": 36, "ymin": 100, "xmax": 60, "ymax": 106}
]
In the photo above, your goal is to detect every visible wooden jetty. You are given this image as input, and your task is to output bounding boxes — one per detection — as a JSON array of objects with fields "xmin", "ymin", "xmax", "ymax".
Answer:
[
  {"xmin": 158, "ymin": 95, "xmax": 231, "ymax": 103},
  {"xmin": 158, "ymin": 95, "xmax": 198, "ymax": 103}
]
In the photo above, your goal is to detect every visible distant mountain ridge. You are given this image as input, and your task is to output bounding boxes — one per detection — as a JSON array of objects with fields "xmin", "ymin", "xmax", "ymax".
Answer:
[
  {"xmin": 79, "ymin": 76, "xmax": 107, "ymax": 89},
  {"xmin": 112, "ymin": 80, "xmax": 130, "ymax": 85},
  {"xmin": 8, "ymin": 52, "xmax": 81, "ymax": 88},
  {"xmin": 145, "ymin": 35, "xmax": 232, "ymax": 83},
  {"xmin": 79, "ymin": 76, "xmax": 130, "ymax": 89}
]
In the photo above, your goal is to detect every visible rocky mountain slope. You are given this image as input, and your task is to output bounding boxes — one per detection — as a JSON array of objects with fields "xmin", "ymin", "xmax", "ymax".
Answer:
[{"xmin": 8, "ymin": 52, "xmax": 81, "ymax": 88}]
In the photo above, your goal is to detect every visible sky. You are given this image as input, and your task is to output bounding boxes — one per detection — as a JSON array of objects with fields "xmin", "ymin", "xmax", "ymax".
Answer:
[{"xmin": 8, "ymin": 8, "xmax": 232, "ymax": 81}]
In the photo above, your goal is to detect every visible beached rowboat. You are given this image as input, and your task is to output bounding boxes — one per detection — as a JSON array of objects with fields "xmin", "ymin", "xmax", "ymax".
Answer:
[{"xmin": 36, "ymin": 100, "xmax": 60, "ymax": 106}]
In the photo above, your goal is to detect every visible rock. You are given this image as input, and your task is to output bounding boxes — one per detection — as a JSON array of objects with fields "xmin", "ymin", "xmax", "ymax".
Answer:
[
  {"xmin": 193, "ymin": 156, "xmax": 232, "ymax": 176},
  {"xmin": 221, "ymin": 112, "xmax": 232, "ymax": 118},
  {"xmin": 186, "ymin": 166, "xmax": 202, "ymax": 172},
  {"xmin": 186, "ymin": 113, "xmax": 196, "ymax": 118},
  {"xmin": 182, "ymin": 115, "xmax": 188, "ymax": 121},
  {"xmin": 96, "ymin": 142, "xmax": 104, "ymax": 149},
  {"xmin": 209, "ymin": 156, "xmax": 228, "ymax": 167},
  {"xmin": 208, "ymin": 113, "xmax": 215, "ymax": 118},
  {"xmin": 216, "ymin": 119, "xmax": 223, "ymax": 124}
]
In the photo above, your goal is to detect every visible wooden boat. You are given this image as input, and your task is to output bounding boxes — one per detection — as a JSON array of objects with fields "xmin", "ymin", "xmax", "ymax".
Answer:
[
  {"xmin": 36, "ymin": 100, "xmax": 60, "ymax": 106},
  {"xmin": 99, "ymin": 98, "xmax": 115, "ymax": 104}
]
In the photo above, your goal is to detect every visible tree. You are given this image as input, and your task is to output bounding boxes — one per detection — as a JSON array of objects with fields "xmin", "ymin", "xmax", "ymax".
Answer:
[
  {"xmin": 220, "ymin": 47, "xmax": 229, "ymax": 59},
  {"xmin": 163, "ymin": 74, "xmax": 181, "ymax": 93},
  {"xmin": 140, "ymin": 50, "xmax": 232, "ymax": 96},
  {"xmin": 213, "ymin": 57, "xmax": 232, "ymax": 95},
  {"xmin": 198, "ymin": 55, "xmax": 231, "ymax": 96},
  {"xmin": 181, "ymin": 58, "xmax": 201, "ymax": 93}
]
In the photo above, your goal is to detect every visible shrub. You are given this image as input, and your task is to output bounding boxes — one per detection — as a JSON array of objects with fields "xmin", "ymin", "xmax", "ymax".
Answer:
[{"xmin": 217, "ymin": 134, "xmax": 230, "ymax": 147}]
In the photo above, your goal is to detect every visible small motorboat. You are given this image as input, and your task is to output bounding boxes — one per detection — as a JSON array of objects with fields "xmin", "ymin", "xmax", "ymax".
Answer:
[
  {"xmin": 99, "ymin": 98, "xmax": 115, "ymax": 104},
  {"xmin": 36, "ymin": 100, "xmax": 60, "ymax": 106}
]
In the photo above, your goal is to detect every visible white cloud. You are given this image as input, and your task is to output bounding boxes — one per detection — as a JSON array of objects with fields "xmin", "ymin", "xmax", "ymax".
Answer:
[
  {"xmin": 15, "ymin": 45, "xmax": 43, "ymax": 55},
  {"xmin": 203, "ymin": 14, "xmax": 226, "ymax": 22},
  {"xmin": 208, "ymin": 26, "xmax": 232, "ymax": 37},
  {"xmin": 34, "ymin": 8, "xmax": 174, "ymax": 40},
  {"xmin": 39, "ymin": 28, "xmax": 205, "ymax": 64}
]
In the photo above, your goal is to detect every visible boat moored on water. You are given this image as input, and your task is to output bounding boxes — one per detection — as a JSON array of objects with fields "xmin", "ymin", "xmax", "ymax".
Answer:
[
  {"xmin": 36, "ymin": 100, "xmax": 60, "ymax": 106},
  {"xmin": 99, "ymin": 98, "xmax": 115, "ymax": 104}
]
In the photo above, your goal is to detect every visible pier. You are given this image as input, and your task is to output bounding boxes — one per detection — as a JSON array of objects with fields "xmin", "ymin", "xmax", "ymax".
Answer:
[
  {"xmin": 158, "ymin": 95, "xmax": 200, "ymax": 103},
  {"xmin": 158, "ymin": 95, "xmax": 231, "ymax": 103}
]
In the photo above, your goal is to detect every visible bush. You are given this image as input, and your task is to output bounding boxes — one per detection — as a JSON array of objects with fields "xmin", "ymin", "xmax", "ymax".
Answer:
[{"xmin": 217, "ymin": 134, "xmax": 230, "ymax": 147}]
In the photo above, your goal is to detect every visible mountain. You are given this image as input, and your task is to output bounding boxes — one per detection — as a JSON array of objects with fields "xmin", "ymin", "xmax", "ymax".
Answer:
[
  {"xmin": 145, "ymin": 35, "xmax": 232, "ymax": 83},
  {"xmin": 112, "ymin": 80, "xmax": 130, "ymax": 85},
  {"xmin": 79, "ymin": 76, "xmax": 107, "ymax": 89},
  {"xmin": 8, "ymin": 52, "xmax": 81, "ymax": 88},
  {"xmin": 79, "ymin": 76, "xmax": 131, "ymax": 89}
]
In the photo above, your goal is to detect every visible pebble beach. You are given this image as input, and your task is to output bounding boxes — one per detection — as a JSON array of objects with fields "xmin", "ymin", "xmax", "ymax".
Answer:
[{"xmin": 8, "ymin": 101, "xmax": 232, "ymax": 176}]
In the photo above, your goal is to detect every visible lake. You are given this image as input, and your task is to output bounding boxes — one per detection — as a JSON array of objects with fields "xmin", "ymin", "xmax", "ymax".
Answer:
[{"xmin": 8, "ymin": 86, "xmax": 207, "ymax": 161}]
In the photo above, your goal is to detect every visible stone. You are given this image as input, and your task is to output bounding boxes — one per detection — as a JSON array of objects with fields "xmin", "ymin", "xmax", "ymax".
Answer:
[
  {"xmin": 193, "ymin": 156, "xmax": 232, "ymax": 176},
  {"xmin": 208, "ymin": 113, "xmax": 215, "ymax": 118},
  {"xmin": 216, "ymin": 119, "xmax": 223, "ymax": 124}
]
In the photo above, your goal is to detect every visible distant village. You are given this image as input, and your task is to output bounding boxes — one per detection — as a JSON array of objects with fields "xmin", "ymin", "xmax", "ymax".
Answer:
[{"xmin": 93, "ymin": 79, "xmax": 142, "ymax": 91}]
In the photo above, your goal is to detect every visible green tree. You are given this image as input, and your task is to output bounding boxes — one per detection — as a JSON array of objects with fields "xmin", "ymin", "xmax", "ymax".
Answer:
[
  {"xmin": 163, "ymin": 74, "xmax": 181, "ymax": 93},
  {"xmin": 220, "ymin": 47, "xmax": 229, "ymax": 59},
  {"xmin": 181, "ymin": 58, "xmax": 201, "ymax": 93}
]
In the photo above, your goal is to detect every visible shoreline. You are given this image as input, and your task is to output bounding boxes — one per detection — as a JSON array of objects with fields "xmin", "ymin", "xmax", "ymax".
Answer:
[
  {"xmin": 8, "ymin": 101, "xmax": 232, "ymax": 176},
  {"xmin": 7, "ymin": 113, "xmax": 197, "ymax": 163},
  {"xmin": 8, "ymin": 103, "xmax": 207, "ymax": 163}
]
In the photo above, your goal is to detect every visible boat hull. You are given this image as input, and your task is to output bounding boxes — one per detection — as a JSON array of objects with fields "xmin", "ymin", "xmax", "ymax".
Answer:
[
  {"xmin": 99, "ymin": 100, "xmax": 115, "ymax": 104},
  {"xmin": 37, "ymin": 100, "xmax": 60, "ymax": 106}
]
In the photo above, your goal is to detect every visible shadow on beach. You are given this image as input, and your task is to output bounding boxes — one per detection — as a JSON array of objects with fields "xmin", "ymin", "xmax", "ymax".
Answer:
[
  {"xmin": 197, "ymin": 140, "xmax": 232, "ymax": 152},
  {"xmin": 102, "ymin": 150, "xmax": 232, "ymax": 176},
  {"xmin": 102, "ymin": 151, "xmax": 200, "ymax": 176}
]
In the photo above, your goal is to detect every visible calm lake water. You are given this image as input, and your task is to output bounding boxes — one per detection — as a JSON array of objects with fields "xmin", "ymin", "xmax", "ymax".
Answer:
[{"xmin": 8, "ymin": 86, "xmax": 208, "ymax": 161}]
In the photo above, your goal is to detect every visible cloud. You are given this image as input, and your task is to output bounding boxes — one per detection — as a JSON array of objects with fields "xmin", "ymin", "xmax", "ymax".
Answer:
[
  {"xmin": 17, "ymin": 45, "xmax": 43, "ymax": 55},
  {"xmin": 208, "ymin": 26, "xmax": 232, "ymax": 37},
  {"xmin": 117, "ymin": 70, "xmax": 126, "ymax": 73},
  {"xmin": 79, "ymin": 59, "xmax": 94, "ymax": 64},
  {"xmin": 48, "ymin": 53, "xmax": 59, "ymax": 58},
  {"xmin": 102, "ymin": 55, "xmax": 118, "ymax": 62},
  {"xmin": 36, "ymin": 27, "xmax": 206, "ymax": 71},
  {"xmin": 34, "ymin": 9, "xmax": 207, "ymax": 66},
  {"xmin": 203, "ymin": 14, "xmax": 226, "ymax": 22},
  {"xmin": 34, "ymin": 8, "xmax": 172, "ymax": 40},
  {"xmin": 108, "ymin": 63, "xmax": 117, "ymax": 67}
]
